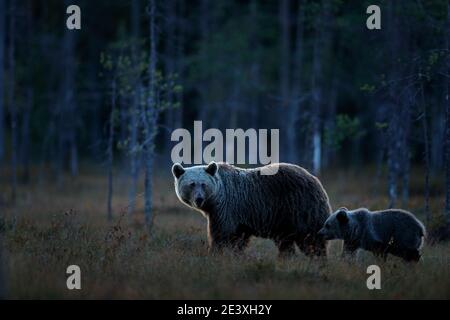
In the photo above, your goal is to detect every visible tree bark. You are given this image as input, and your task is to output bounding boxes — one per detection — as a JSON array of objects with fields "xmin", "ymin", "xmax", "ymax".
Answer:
[
  {"xmin": 310, "ymin": 0, "xmax": 329, "ymax": 175},
  {"xmin": 286, "ymin": 0, "xmax": 305, "ymax": 164},
  {"xmin": 445, "ymin": 1, "xmax": 450, "ymax": 225},
  {"xmin": 401, "ymin": 90, "xmax": 412, "ymax": 207},
  {"xmin": 0, "ymin": 0, "xmax": 5, "ymax": 162},
  {"xmin": 249, "ymin": 0, "xmax": 261, "ymax": 130},
  {"xmin": 279, "ymin": 0, "xmax": 290, "ymax": 107},
  {"xmin": 128, "ymin": 0, "xmax": 141, "ymax": 216},
  {"xmin": 0, "ymin": 0, "xmax": 5, "ymax": 298},
  {"xmin": 174, "ymin": 0, "xmax": 184, "ymax": 129},
  {"xmin": 0, "ymin": 233, "xmax": 5, "ymax": 298},
  {"xmin": 386, "ymin": 0, "xmax": 402, "ymax": 208},
  {"xmin": 107, "ymin": 79, "xmax": 117, "ymax": 222},
  {"xmin": 198, "ymin": 0, "xmax": 209, "ymax": 120},
  {"xmin": 163, "ymin": 0, "xmax": 176, "ymax": 151},
  {"xmin": 20, "ymin": 89, "xmax": 32, "ymax": 183},
  {"xmin": 143, "ymin": 0, "xmax": 158, "ymax": 232},
  {"xmin": 279, "ymin": 0, "xmax": 291, "ymax": 162},
  {"xmin": 20, "ymin": 0, "xmax": 34, "ymax": 183},
  {"xmin": 56, "ymin": 3, "xmax": 78, "ymax": 184},
  {"xmin": 8, "ymin": 0, "xmax": 18, "ymax": 203},
  {"xmin": 421, "ymin": 82, "xmax": 431, "ymax": 224}
]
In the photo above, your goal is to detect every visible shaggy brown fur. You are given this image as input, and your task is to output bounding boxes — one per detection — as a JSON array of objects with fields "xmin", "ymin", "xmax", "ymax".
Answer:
[
  {"xmin": 172, "ymin": 162, "xmax": 332, "ymax": 257},
  {"xmin": 318, "ymin": 207, "xmax": 426, "ymax": 262}
]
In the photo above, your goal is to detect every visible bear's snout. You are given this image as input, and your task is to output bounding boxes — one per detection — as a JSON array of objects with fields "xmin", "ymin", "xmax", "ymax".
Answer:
[{"xmin": 194, "ymin": 196, "xmax": 205, "ymax": 207}]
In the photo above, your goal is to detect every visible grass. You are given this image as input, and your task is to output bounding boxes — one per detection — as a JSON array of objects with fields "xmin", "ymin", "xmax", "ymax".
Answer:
[{"xmin": 0, "ymin": 164, "xmax": 449, "ymax": 299}]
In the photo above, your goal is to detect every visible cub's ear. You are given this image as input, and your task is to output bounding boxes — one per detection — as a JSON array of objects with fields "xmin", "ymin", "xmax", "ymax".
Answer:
[
  {"xmin": 205, "ymin": 161, "xmax": 218, "ymax": 176},
  {"xmin": 172, "ymin": 163, "xmax": 185, "ymax": 179},
  {"xmin": 336, "ymin": 210, "xmax": 349, "ymax": 224}
]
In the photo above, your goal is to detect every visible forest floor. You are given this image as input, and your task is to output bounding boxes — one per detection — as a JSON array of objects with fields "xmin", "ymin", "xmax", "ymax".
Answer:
[{"xmin": 1, "ymin": 164, "xmax": 450, "ymax": 299}]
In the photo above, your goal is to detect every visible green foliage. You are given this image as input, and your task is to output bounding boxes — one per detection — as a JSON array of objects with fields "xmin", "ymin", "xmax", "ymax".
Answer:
[
  {"xmin": 375, "ymin": 121, "xmax": 388, "ymax": 130},
  {"xmin": 360, "ymin": 83, "xmax": 376, "ymax": 94},
  {"xmin": 99, "ymin": 34, "xmax": 183, "ymax": 139},
  {"xmin": 325, "ymin": 114, "xmax": 365, "ymax": 150}
]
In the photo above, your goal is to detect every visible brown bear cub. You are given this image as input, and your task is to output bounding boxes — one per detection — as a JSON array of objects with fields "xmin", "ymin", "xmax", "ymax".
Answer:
[
  {"xmin": 172, "ymin": 161, "xmax": 331, "ymax": 257},
  {"xmin": 318, "ymin": 207, "xmax": 426, "ymax": 262}
]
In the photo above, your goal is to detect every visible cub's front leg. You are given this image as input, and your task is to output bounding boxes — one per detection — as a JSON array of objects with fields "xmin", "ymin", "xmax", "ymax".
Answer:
[
  {"xmin": 207, "ymin": 217, "xmax": 247, "ymax": 253},
  {"xmin": 342, "ymin": 241, "xmax": 358, "ymax": 258}
]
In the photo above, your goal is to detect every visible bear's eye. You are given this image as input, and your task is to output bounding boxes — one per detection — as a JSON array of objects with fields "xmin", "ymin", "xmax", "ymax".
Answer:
[
  {"xmin": 201, "ymin": 182, "xmax": 206, "ymax": 188},
  {"xmin": 189, "ymin": 182, "xmax": 195, "ymax": 187}
]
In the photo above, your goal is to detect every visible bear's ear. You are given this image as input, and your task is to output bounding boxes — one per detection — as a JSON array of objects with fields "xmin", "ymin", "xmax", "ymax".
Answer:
[
  {"xmin": 338, "ymin": 207, "xmax": 348, "ymax": 212},
  {"xmin": 336, "ymin": 210, "xmax": 349, "ymax": 224},
  {"xmin": 172, "ymin": 163, "xmax": 185, "ymax": 179},
  {"xmin": 205, "ymin": 161, "xmax": 218, "ymax": 176}
]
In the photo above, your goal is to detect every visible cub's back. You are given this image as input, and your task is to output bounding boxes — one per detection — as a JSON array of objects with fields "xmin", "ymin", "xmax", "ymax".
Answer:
[{"xmin": 371, "ymin": 209, "xmax": 425, "ymax": 245}]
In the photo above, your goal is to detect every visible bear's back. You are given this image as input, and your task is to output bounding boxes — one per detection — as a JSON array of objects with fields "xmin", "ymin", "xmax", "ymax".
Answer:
[{"xmin": 214, "ymin": 162, "xmax": 331, "ymax": 235}]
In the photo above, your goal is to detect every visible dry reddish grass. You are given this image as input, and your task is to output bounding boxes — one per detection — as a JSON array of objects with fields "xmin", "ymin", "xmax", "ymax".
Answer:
[{"xmin": 0, "ymin": 164, "xmax": 449, "ymax": 299}]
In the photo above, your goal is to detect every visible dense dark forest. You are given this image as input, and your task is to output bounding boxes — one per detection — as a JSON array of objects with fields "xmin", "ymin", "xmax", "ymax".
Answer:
[{"xmin": 0, "ymin": 0, "xmax": 449, "ymax": 233}]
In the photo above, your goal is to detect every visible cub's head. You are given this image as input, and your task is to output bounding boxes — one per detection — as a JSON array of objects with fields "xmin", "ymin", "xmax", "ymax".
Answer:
[
  {"xmin": 171, "ymin": 161, "xmax": 220, "ymax": 211},
  {"xmin": 318, "ymin": 207, "xmax": 350, "ymax": 240}
]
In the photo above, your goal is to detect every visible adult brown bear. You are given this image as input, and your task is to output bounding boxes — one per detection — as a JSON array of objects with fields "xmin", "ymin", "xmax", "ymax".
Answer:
[{"xmin": 172, "ymin": 161, "xmax": 331, "ymax": 257}]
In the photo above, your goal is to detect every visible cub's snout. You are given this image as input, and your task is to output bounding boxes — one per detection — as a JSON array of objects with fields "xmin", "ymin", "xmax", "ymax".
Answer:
[{"xmin": 317, "ymin": 228, "xmax": 332, "ymax": 240}]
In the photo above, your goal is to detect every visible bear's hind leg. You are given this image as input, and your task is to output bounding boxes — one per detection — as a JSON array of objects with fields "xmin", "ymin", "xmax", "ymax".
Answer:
[{"xmin": 387, "ymin": 246, "xmax": 421, "ymax": 262}]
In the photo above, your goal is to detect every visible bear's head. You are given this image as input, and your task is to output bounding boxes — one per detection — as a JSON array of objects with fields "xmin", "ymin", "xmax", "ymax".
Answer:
[
  {"xmin": 318, "ymin": 207, "xmax": 351, "ymax": 240},
  {"xmin": 171, "ymin": 161, "xmax": 220, "ymax": 211}
]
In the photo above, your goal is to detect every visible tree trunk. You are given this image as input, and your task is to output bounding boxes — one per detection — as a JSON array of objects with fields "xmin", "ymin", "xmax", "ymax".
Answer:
[
  {"xmin": 323, "ymin": 74, "xmax": 338, "ymax": 168},
  {"xmin": 143, "ymin": 0, "xmax": 158, "ymax": 232},
  {"xmin": 198, "ymin": 0, "xmax": 209, "ymax": 119},
  {"xmin": 20, "ymin": 0, "xmax": 34, "ymax": 183},
  {"xmin": 279, "ymin": 0, "xmax": 290, "ymax": 162},
  {"xmin": 310, "ymin": 0, "xmax": 328, "ymax": 175},
  {"xmin": 0, "ymin": 234, "xmax": 5, "ymax": 298},
  {"xmin": 128, "ymin": 0, "xmax": 141, "ymax": 216},
  {"xmin": 107, "ymin": 79, "xmax": 117, "ymax": 222},
  {"xmin": 249, "ymin": 0, "xmax": 261, "ymax": 130},
  {"xmin": 69, "ymin": 129, "xmax": 78, "ymax": 177},
  {"xmin": 401, "ymin": 94, "xmax": 411, "ymax": 207},
  {"xmin": 87, "ymin": 65, "xmax": 102, "ymax": 162},
  {"xmin": 174, "ymin": 0, "xmax": 184, "ymax": 129},
  {"xmin": 0, "ymin": 0, "xmax": 5, "ymax": 162},
  {"xmin": 286, "ymin": 0, "xmax": 304, "ymax": 164},
  {"xmin": 67, "ymin": 58, "xmax": 77, "ymax": 178},
  {"xmin": 430, "ymin": 113, "xmax": 444, "ymax": 172},
  {"xmin": 20, "ymin": 89, "xmax": 32, "ymax": 183},
  {"xmin": 163, "ymin": 0, "xmax": 176, "ymax": 153},
  {"xmin": 421, "ymin": 83, "xmax": 431, "ymax": 224},
  {"xmin": 386, "ymin": 0, "xmax": 402, "ymax": 208},
  {"xmin": 387, "ymin": 108, "xmax": 400, "ymax": 208},
  {"xmin": 8, "ymin": 0, "xmax": 18, "ymax": 203},
  {"xmin": 60, "ymin": 0, "xmax": 78, "ymax": 180},
  {"xmin": 119, "ymin": 95, "xmax": 128, "ymax": 148},
  {"xmin": 0, "ymin": 0, "xmax": 5, "ymax": 297},
  {"xmin": 445, "ymin": 1, "xmax": 450, "ymax": 226},
  {"xmin": 279, "ymin": 0, "xmax": 290, "ymax": 107},
  {"xmin": 128, "ymin": 86, "xmax": 140, "ymax": 216}
]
